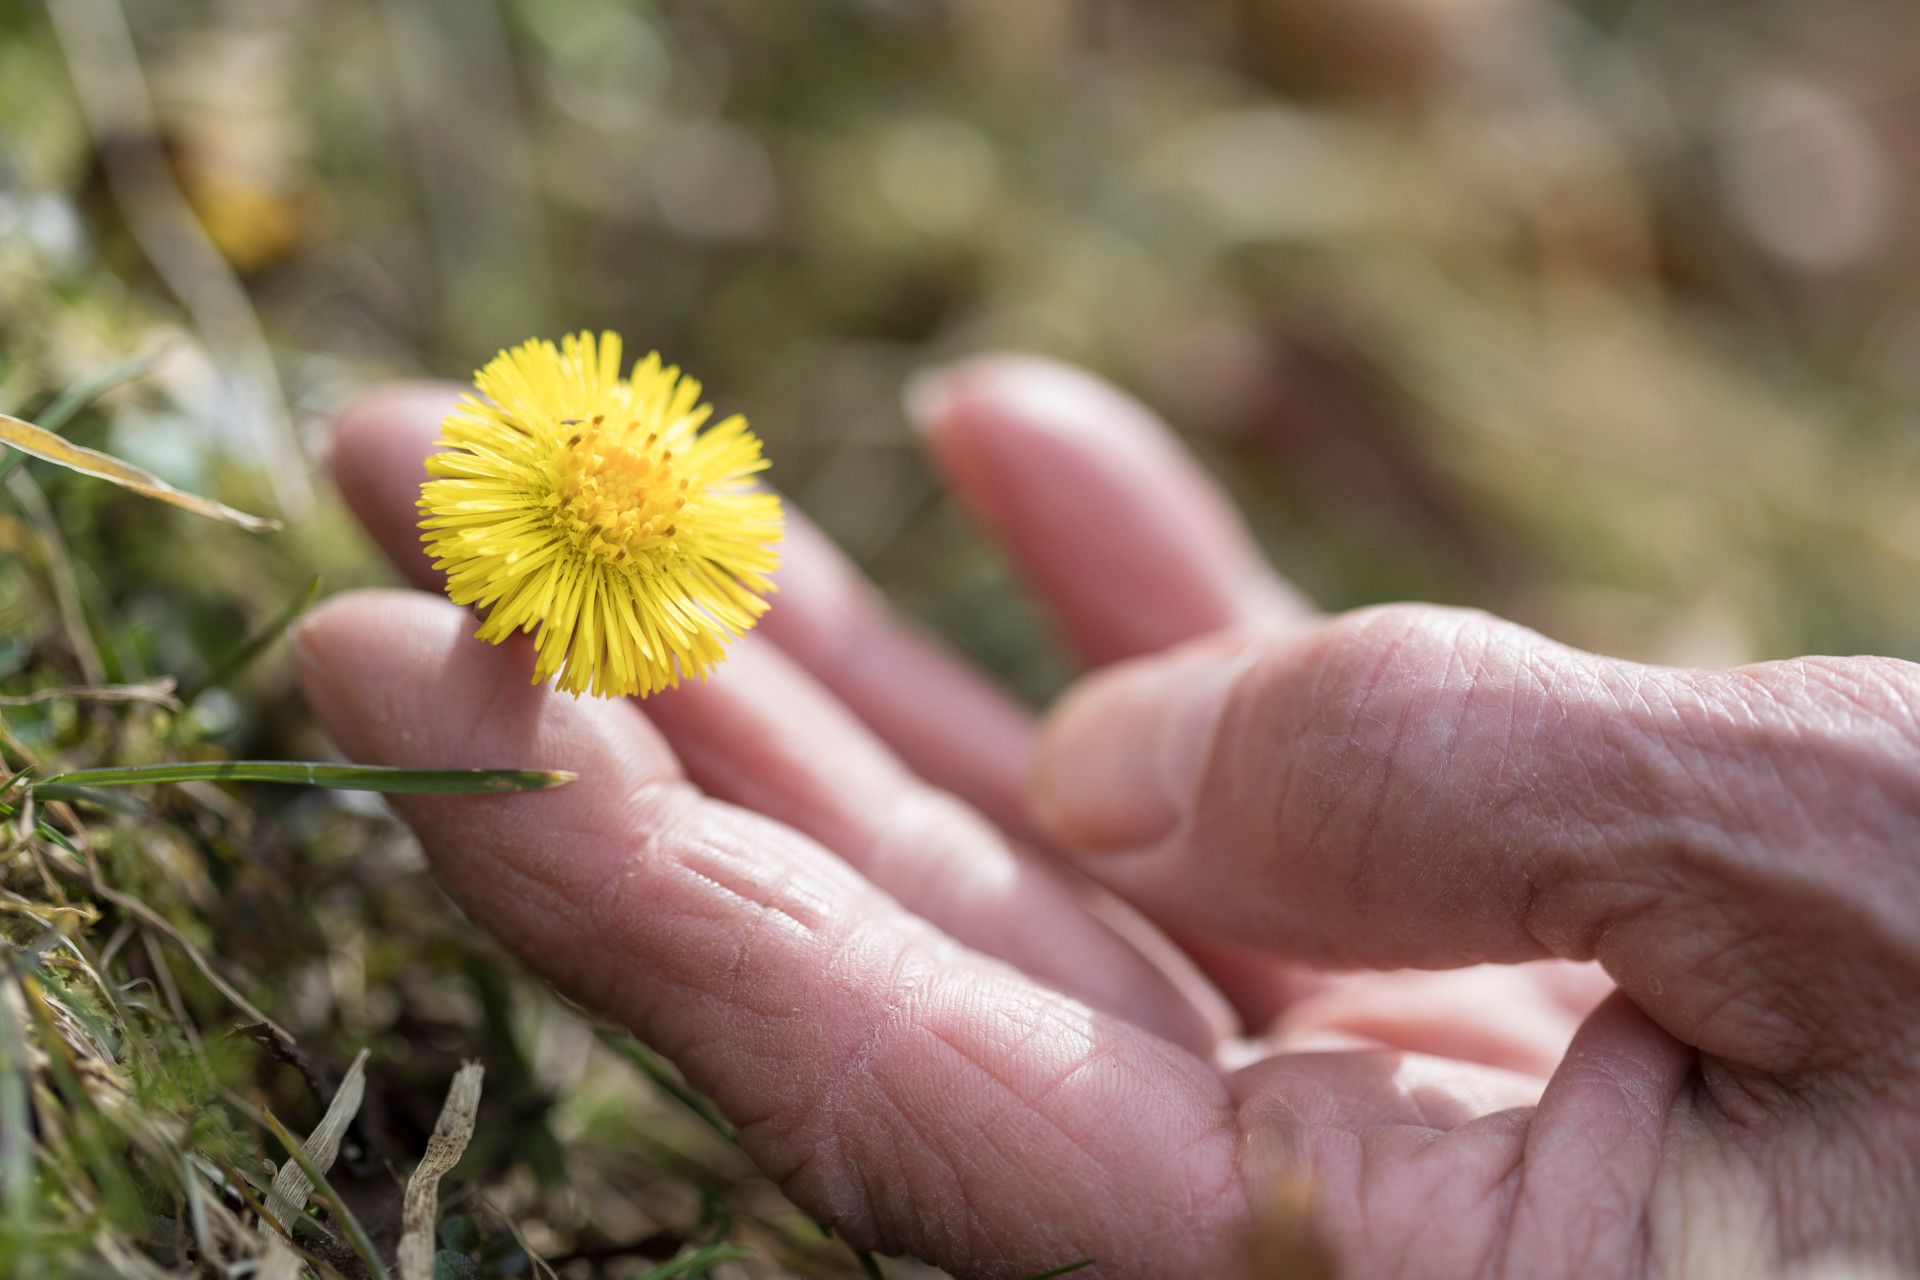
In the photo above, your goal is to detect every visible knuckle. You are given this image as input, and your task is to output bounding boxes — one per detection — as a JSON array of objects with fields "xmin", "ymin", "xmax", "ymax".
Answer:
[
  {"xmin": 1265, "ymin": 605, "xmax": 1451, "ymax": 784},
  {"xmin": 1214, "ymin": 603, "xmax": 1591, "ymax": 963},
  {"xmin": 1254, "ymin": 603, "xmax": 1555, "ymax": 855},
  {"xmin": 1617, "ymin": 658, "xmax": 1920, "ymax": 1064},
  {"xmin": 1286, "ymin": 603, "xmax": 1543, "ymax": 751},
  {"xmin": 1763, "ymin": 655, "xmax": 1920, "ymax": 759},
  {"xmin": 1680, "ymin": 655, "xmax": 1920, "ymax": 841}
]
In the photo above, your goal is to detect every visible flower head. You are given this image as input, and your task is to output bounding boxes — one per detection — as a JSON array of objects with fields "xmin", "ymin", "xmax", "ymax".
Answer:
[{"xmin": 420, "ymin": 332, "xmax": 782, "ymax": 697}]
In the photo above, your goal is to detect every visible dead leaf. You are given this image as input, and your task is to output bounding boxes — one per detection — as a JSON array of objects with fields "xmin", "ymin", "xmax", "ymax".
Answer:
[{"xmin": 263, "ymin": 1048, "xmax": 368, "ymax": 1230}]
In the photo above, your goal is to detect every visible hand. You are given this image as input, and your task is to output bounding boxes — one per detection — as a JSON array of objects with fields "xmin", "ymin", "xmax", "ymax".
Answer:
[{"xmin": 296, "ymin": 357, "xmax": 1920, "ymax": 1279}]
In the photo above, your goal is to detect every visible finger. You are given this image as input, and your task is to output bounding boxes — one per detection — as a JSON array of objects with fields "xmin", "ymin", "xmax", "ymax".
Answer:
[
  {"xmin": 910, "ymin": 354, "xmax": 1311, "ymax": 666},
  {"xmin": 1268, "ymin": 964, "xmax": 1602, "ymax": 1078},
  {"xmin": 1031, "ymin": 602, "xmax": 1920, "ymax": 1077},
  {"xmin": 294, "ymin": 589, "xmax": 1246, "ymax": 1277},
  {"xmin": 328, "ymin": 380, "xmax": 455, "ymax": 592},
  {"xmin": 328, "ymin": 382, "xmax": 1044, "ymax": 836},
  {"xmin": 908, "ymin": 356, "xmax": 1612, "ymax": 1051},
  {"xmin": 329, "ymin": 375, "xmax": 1589, "ymax": 1067},
  {"xmin": 750, "ymin": 510, "xmax": 1043, "ymax": 838},
  {"xmin": 329, "ymin": 381, "xmax": 1229, "ymax": 1046},
  {"xmin": 909, "ymin": 356, "xmax": 1317, "ymax": 1026},
  {"xmin": 1499, "ymin": 991, "xmax": 1697, "ymax": 1271},
  {"xmin": 645, "ymin": 635, "xmax": 1232, "ymax": 1052}
]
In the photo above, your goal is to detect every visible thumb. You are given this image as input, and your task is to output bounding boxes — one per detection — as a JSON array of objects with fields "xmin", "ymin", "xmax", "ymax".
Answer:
[
  {"xmin": 1028, "ymin": 604, "xmax": 1920, "ymax": 1074},
  {"xmin": 1030, "ymin": 632, "xmax": 1270, "ymax": 855},
  {"xmin": 1030, "ymin": 606, "xmax": 1572, "ymax": 972}
]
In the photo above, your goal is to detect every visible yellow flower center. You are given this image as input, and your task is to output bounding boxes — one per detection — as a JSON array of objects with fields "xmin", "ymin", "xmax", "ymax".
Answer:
[{"xmin": 547, "ymin": 415, "xmax": 689, "ymax": 565}]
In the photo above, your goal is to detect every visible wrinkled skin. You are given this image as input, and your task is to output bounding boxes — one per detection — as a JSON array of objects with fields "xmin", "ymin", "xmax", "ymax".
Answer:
[{"xmin": 298, "ymin": 356, "xmax": 1920, "ymax": 1279}]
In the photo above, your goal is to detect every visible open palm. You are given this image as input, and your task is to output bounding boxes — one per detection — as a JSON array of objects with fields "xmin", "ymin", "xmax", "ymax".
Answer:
[{"xmin": 297, "ymin": 357, "xmax": 1920, "ymax": 1278}]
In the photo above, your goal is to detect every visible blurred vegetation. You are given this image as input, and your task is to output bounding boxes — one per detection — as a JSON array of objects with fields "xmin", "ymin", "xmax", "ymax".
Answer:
[{"xmin": 2, "ymin": 0, "xmax": 1919, "ymax": 1275}]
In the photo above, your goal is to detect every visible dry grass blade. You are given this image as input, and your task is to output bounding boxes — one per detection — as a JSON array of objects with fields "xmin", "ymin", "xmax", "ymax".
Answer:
[
  {"xmin": 92, "ymin": 1234, "xmax": 180, "ymax": 1279},
  {"xmin": 7, "ymin": 469, "xmax": 107, "ymax": 685},
  {"xmin": 0, "ymin": 411, "xmax": 279, "ymax": 532},
  {"xmin": 184, "ymin": 575, "xmax": 320, "ymax": 703},
  {"xmin": 256, "ymin": 1233, "xmax": 306, "ymax": 1280},
  {"xmin": 264, "ymin": 1048, "xmax": 368, "ymax": 1232},
  {"xmin": 90, "ymin": 884, "xmax": 292, "ymax": 1042},
  {"xmin": 0, "ymin": 680, "xmax": 181, "ymax": 710},
  {"xmin": 397, "ymin": 1061, "xmax": 484, "ymax": 1280},
  {"xmin": 240, "ymin": 1099, "xmax": 386, "ymax": 1275},
  {"xmin": 0, "ymin": 346, "xmax": 169, "ymax": 489},
  {"xmin": 480, "ymin": 1194, "xmax": 560, "ymax": 1280}
]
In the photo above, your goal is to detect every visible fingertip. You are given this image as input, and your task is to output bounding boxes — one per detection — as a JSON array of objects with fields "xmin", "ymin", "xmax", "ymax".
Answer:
[
  {"xmin": 291, "ymin": 590, "xmax": 716, "ymax": 1013},
  {"xmin": 328, "ymin": 380, "xmax": 460, "ymax": 587},
  {"xmin": 909, "ymin": 353, "xmax": 1150, "ymax": 493},
  {"xmin": 1029, "ymin": 670, "xmax": 1152, "ymax": 850},
  {"xmin": 901, "ymin": 364, "xmax": 956, "ymax": 443},
  {"xmin": 1031, "ymin": 634, "xmax": 1258, "ymax": 852},
  {"xmin": 328, "ymin": 379, "xmax": 457, "ymax": 489},
  {"xmin": 291, "ymin": 588, "xmax": 474, "ymax": 738},
  {"xmin": 290, "ymin": 585, "xmax": 436, "ymax": 662},
  {"xmin": 293, "ymin": 587, "xmax": 682, "ymax": 804},
  {"xmin": 911, "ymin": 352, "xmax": 1137, "ymax": 440},
  {"xmin": 292, "ymin": 588, "xmax": 515, "ymax": 746},
  {"xmin": 907, "ymin": 353, "xmax": 1304, "ymax": 663}
]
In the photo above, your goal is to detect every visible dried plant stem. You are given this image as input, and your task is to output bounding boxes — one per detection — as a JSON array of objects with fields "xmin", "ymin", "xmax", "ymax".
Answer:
[
  {"xmin": 6, "ymin": 470, "xmax": 105, "ymax": 685},
  {"xmin": 397, "ymin": 1061, "xmax": 485, "ymax": 1280}
]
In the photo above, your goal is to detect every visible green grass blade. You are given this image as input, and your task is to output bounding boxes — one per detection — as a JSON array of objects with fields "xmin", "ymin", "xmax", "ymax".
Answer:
[
  {"xmin": 599, "ymin": 1032, "xmax": 734, "ymax": 1140},
  {"xmin": 34, "ymin": 348, "xmax": 170, "ymax": 437},
  {"xmin": 16, "ymin": 822, "xmax": 77, "ymax": 857},
  {"xmin": 0, "ymin": 803, "xmax": 81, "ymax": 857},
  {"xmin": 0, "ymin": 347, "xmax": 167, "ymax": 487},
  {"xmin": 0, "ymin": 977, "xmax": 36, "ymax": 1264},
  {"xmin": 24, "ymin": 783, "xmax": 146, "ymax": 814},
  {"xmin": 42, "ymin": 821, "xmax": 80, "ymax": 856},
  {"xmin": 182, "ymin": 573, "xmax": 320, "ymax": 703},
  {"xmin": 35, "ymin": 761, "xmax": 575, "ymax": 794},
  {"xmin": 633, "ymin": 1244, "xmax": 752, "ymax": 1280}
]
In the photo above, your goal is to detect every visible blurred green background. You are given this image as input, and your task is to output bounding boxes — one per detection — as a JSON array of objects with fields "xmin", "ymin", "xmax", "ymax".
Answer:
[
  {"xmin": 12, "ymin": 0, "xmax": 1920, "ymax": 686},
  {"xmin": 4, "ymin": 0, "xmax": 1920, "ymax": 1275}
]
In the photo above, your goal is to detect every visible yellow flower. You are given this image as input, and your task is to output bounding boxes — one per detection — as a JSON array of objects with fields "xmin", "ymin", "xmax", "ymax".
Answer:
[{"xmin": 419, "ymin": 332, "xmax": 782, "ymax": 698}]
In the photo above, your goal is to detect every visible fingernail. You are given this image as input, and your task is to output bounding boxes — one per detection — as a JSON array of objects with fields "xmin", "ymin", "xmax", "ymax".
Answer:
[
  {"xmin": 902, "ymin": 365, "xmax": 957, "ymax": 439},
  {"xmin": 287, "ymin": 610, "xmax": 323, "ymax": 674},
  {"xmin": 1031, "ymin": 636, "xmax": 1254, "ymax": 852},
  {"xmin": 905, "ymin": 356, "xmax": 1127, "ymax": 449}
]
